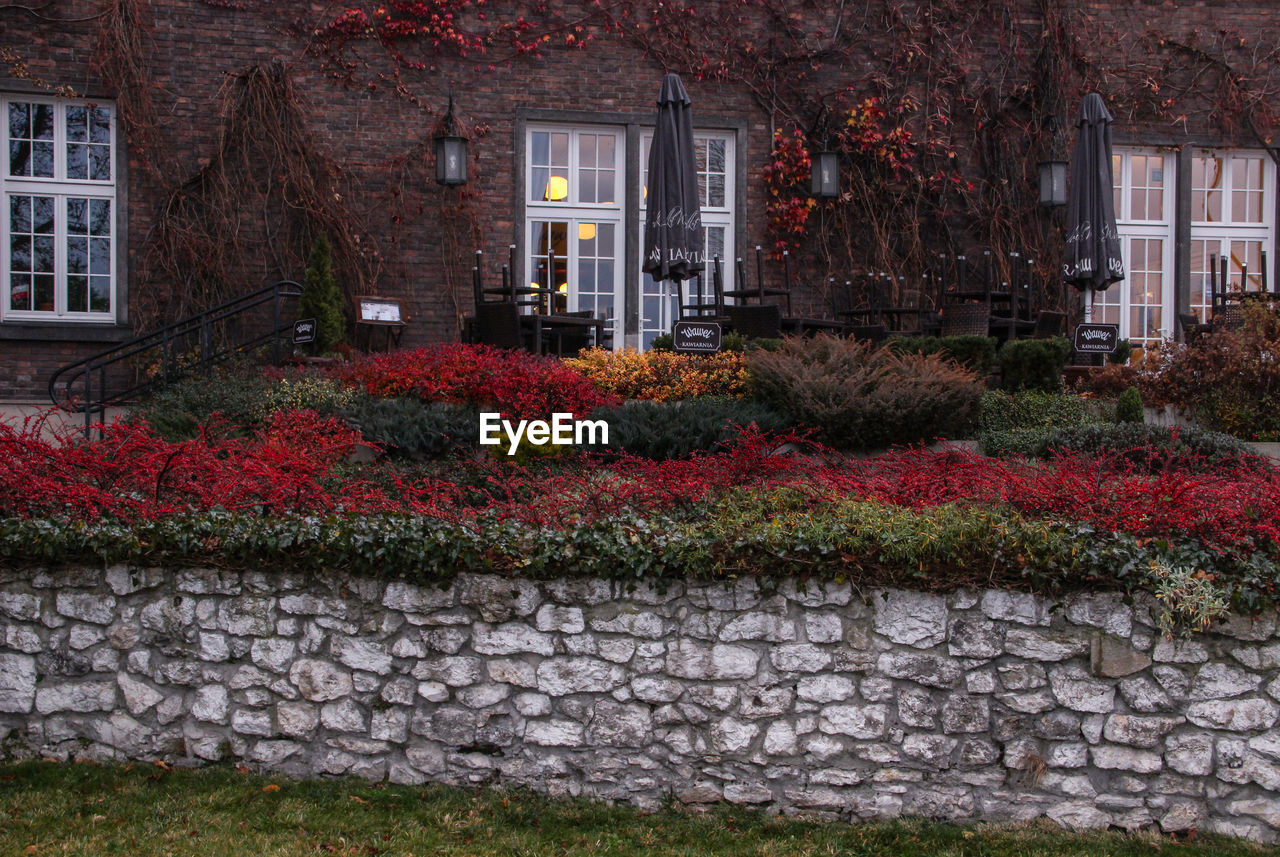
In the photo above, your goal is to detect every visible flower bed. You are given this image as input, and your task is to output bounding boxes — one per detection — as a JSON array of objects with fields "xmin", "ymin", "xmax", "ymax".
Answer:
[{"xmin": 2, "ymin": 413, "xmax": 1278, "ymax": 616}]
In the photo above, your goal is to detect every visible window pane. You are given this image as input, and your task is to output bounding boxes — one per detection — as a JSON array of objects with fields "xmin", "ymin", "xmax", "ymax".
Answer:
[
  {"xmin": 90, "ymin": 238, "xmax": 110, "ymax": 276},
  {"xmin": 1232, "ymin": 157, "xmax": 1264, "ymax": 223},
  {"xmin": 90, "ymin": 199, "xmax": 111, "ymax": 235},
  {"xmin": 1112, "ymin": 154, "xmax": 1122, "ymax": 216},
  {"xmin": 597, "ymin": 135, "xmax": 615, "ymax": 170},
  {"xmin": 531, "ymin": 132, "xmax": 549, "ymax": 165},
  {"xmin": 579, "ymin": 135, "xmax": 596, "ymax": 169},
  {"xmin": 67, "ymin": 105, "xmax": 87, "ymax": 142},
  {"xmin": 67, "ymin": 275, "xmax": 87, "ymax": 312},
  {"xmin": 10, "ymin": 196, "xmax": 30, "ymax": 233},
  {"xmin": 89, "ymin": 144, "xmax": 110, "ymax": 181},
  {"xmin": 594, "ymin": 168, "xmax": 615, "ymax": 205},
  {"xmin": 66, "ymin": 144, "xmax": 88, "ymax": 179},
  {"xmin": 90, "ymin": 106, "xmax": 111, "ymax": 144},
  {"xmin": 89, "ymin": 276, "xmax": 110, "ymax": 312},
  {"xmin": 9, "ymin": 273, "xmax": 31, "ymax": 311},
  {"xmin": 1230, "ymin": 239, "xmax": 1263, "ymax": 291},
  {"xmin": 708, "ymin": 175, "xmax": 726, "ymax": 208},
  {"xmin": 67, "ymin": 236, "xmax": 88, "ymax": 275},
  {"xmin": 33, "ymin": 273, "xmax": 54, "ymax": 311},
  {"xmin": 1193, "ymin": 156, "xmax": 1224, "ymax": 222},
  {"xmin": 32, "ymin": 197, "xmax": 54, "ymax": 234}
]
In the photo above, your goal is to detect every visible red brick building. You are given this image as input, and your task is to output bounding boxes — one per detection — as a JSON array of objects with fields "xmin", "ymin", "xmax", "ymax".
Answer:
[{"xmin": 0, "ymin": 1, "xmax": 1276, "ymax": 399}]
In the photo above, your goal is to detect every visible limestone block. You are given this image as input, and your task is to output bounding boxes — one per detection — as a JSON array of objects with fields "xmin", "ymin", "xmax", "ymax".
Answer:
[
  {"xmin": 288, "ymin": 659, "xmax": 354, "ymax": 702},
  {"xmin": 874, "ymin": 590, "xmax": 948, "ymax": 648},
  {"xmin": 0, "ymin": 653, "xmax": 37, "ymax": 713}
]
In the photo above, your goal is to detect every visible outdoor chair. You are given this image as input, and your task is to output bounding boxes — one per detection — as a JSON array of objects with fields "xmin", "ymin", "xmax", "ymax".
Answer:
[
  {"xmin": 678, "ymin": 266, "xmax": 727, "ymax": 322},
  {"xmin": 1177, "ymin": 312, "xmax": 1211, "ymax": 344},
  {"xmin": 939, "ymin": 302, "xmax": 990, "ymax": 337},
  {"xmin": 1031, "ymin": 310, "xmax": 1067, "ymax": 338},
  {"xmin": 474, "ymin": 301, "xmax": 532, "ymax": 351},
  {"xmin": 1211, "ymin": 304, "xmax": 1243, "ymax": 332},
  {"xmin": 726, "ymin": 303, "xmax": 782, "ymax": 340}
]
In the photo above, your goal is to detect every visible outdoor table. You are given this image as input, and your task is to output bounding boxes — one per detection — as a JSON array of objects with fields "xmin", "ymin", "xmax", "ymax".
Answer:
[
  {"xmin": 522, "ymin": 313, "xmax": 606, "ymax": 356},
  {"xmin": 780, "ymin": 317, "xmax": 849, "ymax": 336}
]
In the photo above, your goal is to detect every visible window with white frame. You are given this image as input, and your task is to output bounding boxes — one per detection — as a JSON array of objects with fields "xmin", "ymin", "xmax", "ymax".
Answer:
[
  {"xmin": 639, "ymin": 131, "xmax": 735, "ymax": 349},
  {"xmin": 525, "ymin": 126, "xmax": 625, "ymax": 339},
  {"xmin": 1094, "ymin": 149, "xmax": 1175, "ymax": 348},
  {"xmin": 1189, "ymin": 151, "xmax": 1274, "ymax": 321},
  {"xmin": 2, "ymin": 96, "xmax": 116, "ymax": 322}
]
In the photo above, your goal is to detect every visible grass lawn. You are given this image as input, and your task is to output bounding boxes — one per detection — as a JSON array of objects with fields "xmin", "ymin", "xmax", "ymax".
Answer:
[{"xmin": 0, "ymin": 761, "xmax": 1271, "ymax": 857}]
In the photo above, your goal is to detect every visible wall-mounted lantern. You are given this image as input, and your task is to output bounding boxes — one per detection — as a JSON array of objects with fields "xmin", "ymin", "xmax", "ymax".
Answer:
[
  {"xmin": 810, "ymin": 150, "xmax": 840, "ymax": 198},
  {"xmin": 434, "ymin": 95, "xmax": 468, "ymax": 187},
  {"xmin": 1037, "ymin": 159, "xmax": 1067, "ymax": 207}
]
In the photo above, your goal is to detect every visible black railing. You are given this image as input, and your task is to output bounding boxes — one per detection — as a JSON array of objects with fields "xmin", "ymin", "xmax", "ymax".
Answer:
[{"xmin": 48, "ymin": 280, "xmax": 302, "ymax": 431}]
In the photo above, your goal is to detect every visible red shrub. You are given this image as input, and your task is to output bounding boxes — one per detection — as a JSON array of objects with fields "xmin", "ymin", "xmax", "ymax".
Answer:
[{"xmin": 333, "ymin": 344, "xmax": 616, "ymax": 418}]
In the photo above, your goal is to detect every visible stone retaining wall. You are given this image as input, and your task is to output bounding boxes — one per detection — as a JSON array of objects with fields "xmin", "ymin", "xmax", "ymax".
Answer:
[{"xmin": 2, "ymin": 565, "xmax": 1279, "ymax": 841}]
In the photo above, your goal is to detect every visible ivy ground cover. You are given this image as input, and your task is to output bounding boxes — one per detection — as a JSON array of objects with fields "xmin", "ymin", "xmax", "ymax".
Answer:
[{"xmin": 1, "ymin": 410, "xmax": 1278, "ymax": 612}]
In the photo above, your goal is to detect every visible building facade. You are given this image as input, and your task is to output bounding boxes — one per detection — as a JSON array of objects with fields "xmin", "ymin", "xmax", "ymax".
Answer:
[{"xmin": 0, "ymin": 0, "xmax": 1276, "ymax": 398}]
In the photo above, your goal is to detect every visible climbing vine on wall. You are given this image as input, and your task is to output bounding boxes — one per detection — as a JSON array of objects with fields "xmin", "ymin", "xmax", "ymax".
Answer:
[{"xmin": 137, "ymin": 62, "xmax": 380, "ymax": 330}]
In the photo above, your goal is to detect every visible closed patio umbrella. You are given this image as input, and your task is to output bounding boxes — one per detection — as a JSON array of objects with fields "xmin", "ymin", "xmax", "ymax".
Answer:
[
  {"xmin": 643, "ymin": 73, "xmax": 703, "ymax": 296},
  {"xmin": 1062, "ymin": 92, "xmax": 1124, "ymax": 321}
]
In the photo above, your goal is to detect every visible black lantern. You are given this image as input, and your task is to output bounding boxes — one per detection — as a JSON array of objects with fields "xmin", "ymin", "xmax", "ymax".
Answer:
[
  {"xmin": 1037, "ymin": 159, "xmax": 1067, "ymax": 207},
  {"xmin": 810, "ymin": 151, "xmax": 839, "ymax": 198},
  {"xmin": 434, "ymin": 96, "xmax": 468, "ymax": 187}
]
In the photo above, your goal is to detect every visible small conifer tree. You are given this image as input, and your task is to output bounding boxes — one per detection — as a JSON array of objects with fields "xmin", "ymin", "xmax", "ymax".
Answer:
[
  {"xmin": 1115, "ymin": 386, "xmax": 1144, "ymax": 424},
  {"xmin": 298, "ymin": 232, "xmax": 346, "ymax": 354}
]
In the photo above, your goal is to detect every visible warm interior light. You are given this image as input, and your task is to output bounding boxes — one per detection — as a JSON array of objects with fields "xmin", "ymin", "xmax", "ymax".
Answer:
[
  {"xmin": 545, "ymin": 176, "xmax": 569, "ymax": 201},
  {"xmin": 557, "ymin": 282, "xmax": 568, "ymax": 294},
  {"xmin": 578, "ymin": 222, "xmax": 596, "ymax": 241}
]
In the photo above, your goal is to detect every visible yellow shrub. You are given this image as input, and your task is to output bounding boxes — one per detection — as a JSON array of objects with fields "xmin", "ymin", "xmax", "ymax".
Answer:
[{"xmin": 565, "ymin": 348, "xmax": 749, "ymax": 401}]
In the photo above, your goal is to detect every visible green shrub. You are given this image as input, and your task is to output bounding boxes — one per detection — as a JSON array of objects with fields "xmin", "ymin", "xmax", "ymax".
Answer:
[
  {"xmin": 1034, "ymin": 422, "xmax": 1266, "ymax": 471},
  {"xmin": 649, "ymin": 333, "xmax": 674, "ymax": 351},
  {"xmin": 998, "ymin": 336, "xmax": 1071, "ymax": 393},
  {"xmin": 747, "ymin": 334, "xmax": 983, "ymax": 450},
  {"xmin": 1114, "ymin": 386, "xmax": 1144, "ymax": 424},
  {"xmin": 298, "ymin": 232, "xmax": 347, "ymax": 354},
  {"xmin": 255, "ymin": 374, "xmax": 360, "ymax": 422},
  {"xmin": 976, "ymin": 389, "xmax": 1103, "ymax": 458},
  {"xmin": 1108, "ymin": 338, "xmax": 1133, "ymax": 365},
  {"xmin": 893, "ymin": 334, "xmax": 998, "ymax": 374},
  {"xmin": 338, "ymin": 397, "xmax": 478, "ymax": 459},
  {"xmin": 977, "ymin": 390, "xmax": 1098, "ymax": 434},
  {"xmin": 128, "ymin": 367, "xmax": 274, "ymax": 440},
  {"xmin": 591, "ymin": 397, "xmax": 792, "ymax": 460}
]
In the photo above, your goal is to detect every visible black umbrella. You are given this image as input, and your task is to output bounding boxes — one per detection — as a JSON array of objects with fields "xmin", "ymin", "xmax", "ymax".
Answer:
[
  {"xmin": 1062, "ymin": 92, "xmax": 1124, "ymax": 321},
  {"xmin": 643, "ymin": 73, "xmax": 703, "ymax": 286}
]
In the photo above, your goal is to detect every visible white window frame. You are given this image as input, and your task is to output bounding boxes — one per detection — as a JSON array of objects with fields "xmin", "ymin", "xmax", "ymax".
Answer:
[
  {"xmin": 1189, "ymin": 150, "xmax": 1274, "ymax": 318},
  {"xmin": 1096, "ymin": 148, "xmax": 1176, "ymax": 346},
  {"xmin": 638, "ymin": 130, "xmax": 736, "ymax": 350},
  {"xmin": 524, "ymin": 124, "xmax": 626, "ymax": 344},
  {"xmin": 1, "ymin": 95, "xmax": 117, "ymax": 323}
]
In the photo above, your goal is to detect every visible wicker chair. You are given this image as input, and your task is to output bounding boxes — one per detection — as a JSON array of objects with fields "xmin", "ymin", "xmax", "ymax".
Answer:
[{"xmin": 939, "ymin": 303, "xmax": 991, "ymax": 337}]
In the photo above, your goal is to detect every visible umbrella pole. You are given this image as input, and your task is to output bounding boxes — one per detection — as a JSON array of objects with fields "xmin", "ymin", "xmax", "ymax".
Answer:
[{"xmin": 1083, "ymin": 290, "xmax": 1093, "ymax": 323}]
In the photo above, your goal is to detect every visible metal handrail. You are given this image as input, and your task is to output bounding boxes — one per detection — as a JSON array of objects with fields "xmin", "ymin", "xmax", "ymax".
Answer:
[{"xmin": 48, "ymin": 280, "xmax": 302, "ymax": 431}]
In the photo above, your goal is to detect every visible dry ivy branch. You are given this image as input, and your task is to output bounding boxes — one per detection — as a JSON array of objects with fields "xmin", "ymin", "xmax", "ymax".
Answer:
[
  {"xmin": 91, "ymin": 0, "xmax": 163, "ymax": 174},
  {"xmin": 137, "ymin": 62, "xmax": 380, "ymax": 331}
]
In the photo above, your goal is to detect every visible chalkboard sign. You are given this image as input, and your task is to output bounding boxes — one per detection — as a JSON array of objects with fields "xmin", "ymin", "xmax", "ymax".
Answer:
[
  {"xmin": 293, "ymin": 318, "xmax": 317, "ymax": 344},
  {"xmin": 1073, "ymin": 323, "xmax": 1119, "ymax": 353},
  {"xmin": 672, "ymin": 320, "xmax": 722, "ymax": 353}
]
